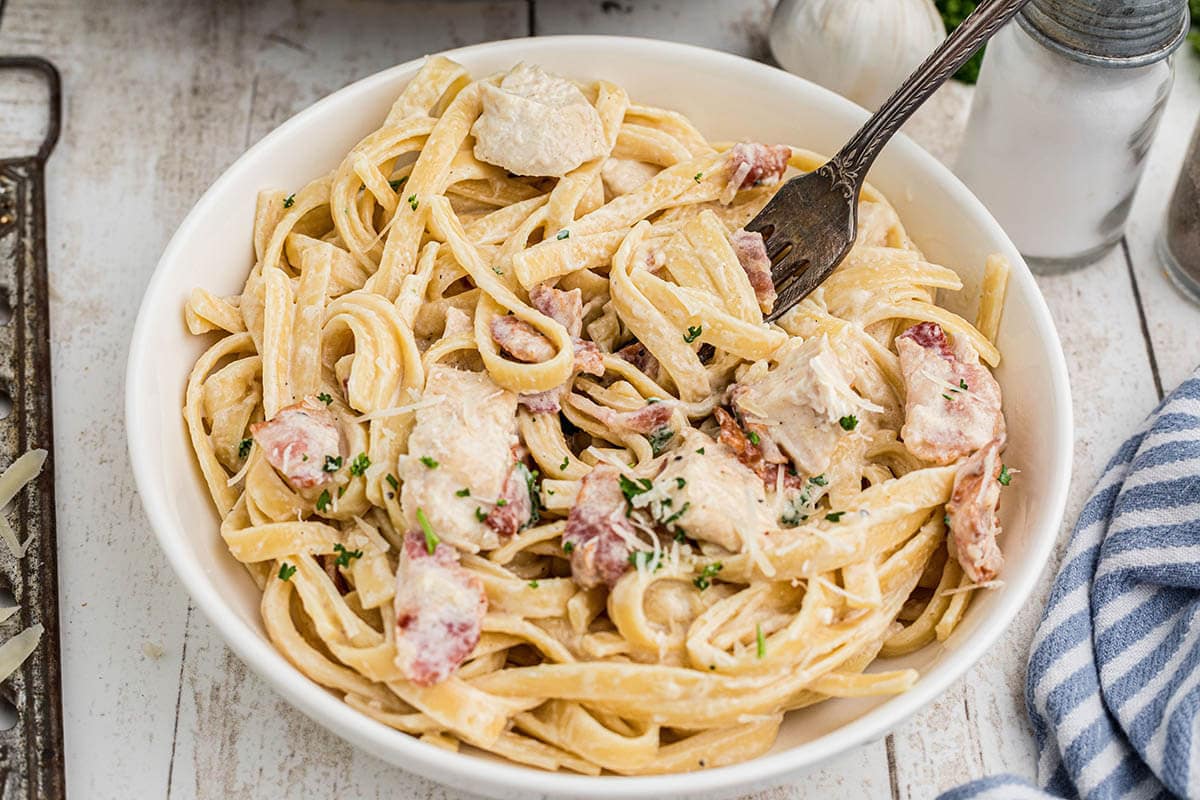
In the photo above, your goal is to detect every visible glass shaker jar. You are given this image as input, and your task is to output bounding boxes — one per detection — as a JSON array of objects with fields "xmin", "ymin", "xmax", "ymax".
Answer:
[
  {"xmin": 955, "ymin": 0, "xmax": 1188, "ymax": 274},
  {"xmin": 1160, "ymin": 115, "xmax": 1200, "ymax": 304}
]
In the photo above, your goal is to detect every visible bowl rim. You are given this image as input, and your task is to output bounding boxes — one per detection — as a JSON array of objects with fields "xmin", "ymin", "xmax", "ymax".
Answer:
[{"xmin": 126, "ymin": 34, "xmax": 1073, "ymax": 798}]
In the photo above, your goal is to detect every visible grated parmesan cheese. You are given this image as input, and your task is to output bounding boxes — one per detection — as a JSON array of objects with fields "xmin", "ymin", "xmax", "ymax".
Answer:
[
  {"xmin": 0, "ymin": 624, "xmax": 42, "ymax": 684},
  {"xmin": 0, "ymin": 449, "xmax": 47, "ymax": 559}
]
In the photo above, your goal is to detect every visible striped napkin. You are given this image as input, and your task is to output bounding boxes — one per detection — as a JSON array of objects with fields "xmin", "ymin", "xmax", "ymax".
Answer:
[{"xmin": 940, "ymin": 372, "xmax": 1200, "ymax": 800}]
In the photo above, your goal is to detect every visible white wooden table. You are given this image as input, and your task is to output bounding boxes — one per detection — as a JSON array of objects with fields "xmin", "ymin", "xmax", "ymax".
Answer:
[{"xmin": 0, "ymin": 1, "xmax": 1196, "ymax": 797}]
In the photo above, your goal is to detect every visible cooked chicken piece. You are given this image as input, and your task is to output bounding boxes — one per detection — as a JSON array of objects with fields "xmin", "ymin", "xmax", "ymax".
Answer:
[
  {"xmin": 730, "ymin": 229, "xmax": 777, "ymax": 315},
  {"xmin": 399, "ymin": 365, "xmax": 518, "ymax": 551},
  {"xmin": 896, "ymin": 322, "xmax": 1005, "ymax": 465},
  {"xmin": 442, "ymin": 305, "xmax": 473, "ymax": 337},
  {"xmin": 562, "ymin": 464, "xmax": 635, "ymax": 588},
  {"xmin": 250, "ymin": 397, "xmax": 343, "ymax": 490},
  {"xmin": 731, "ymin": 335, "xmax": 872, "ymax": 476},
  {"xmin": 615, "ymin": 341, "xmax": 660, "ymax": 381},
  {"xmin": 485, "ymin": 461, "xmax": 535, "ymax": 537},
  {"xmin": 490, "ymin": 315, "xmax": 556, "ymax": 363},
  {"xmin": 644, "ymin": 430, "xmax": 774, "ymax": 552},
  {"xmin": 393, "ymin": 530, "xmax": 487, "ymax": 687},
  {"xmin": 601, "ymin": 158, "xmax": 661, "ymax": 197},
  {"xmin": 946, "ymin": 439, "xmax": 1005, "ymax": 583},
  {"xmin": 472, "ymin": 63, "xmax": 607, "ymax": 178},
  {"xmin": 726, "ymin": 142, "xmax": 791, "ymax": 192},
  {"xmin": 528, "ymin": 283, "xmax": 605, "ymax": 377}
]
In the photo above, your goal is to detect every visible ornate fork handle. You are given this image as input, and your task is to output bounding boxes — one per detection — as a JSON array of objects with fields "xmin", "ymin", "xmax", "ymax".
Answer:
[{"xmin": 830, "ymin": 0, "xmax": 1032, "ymax": 188}]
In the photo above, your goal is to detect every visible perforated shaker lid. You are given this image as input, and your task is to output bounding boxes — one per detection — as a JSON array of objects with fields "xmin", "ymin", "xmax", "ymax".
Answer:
[{"xmin": 1019, "ymin": 0, "xmax": 1189, "ymax": 67}]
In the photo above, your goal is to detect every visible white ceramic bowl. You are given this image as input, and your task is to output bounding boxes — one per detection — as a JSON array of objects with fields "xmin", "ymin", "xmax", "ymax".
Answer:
[{"xmin": 127, "ymin": 36, "xmax": 1072, "ymax": 800}]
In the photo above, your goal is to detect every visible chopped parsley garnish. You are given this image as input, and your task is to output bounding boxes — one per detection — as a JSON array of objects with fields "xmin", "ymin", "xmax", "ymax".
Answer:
[
  {"xmin": 316, "ymin": 490, "xmax": 332, "ymax": 512},
  {"xmin": 278, "ymin": 562, "xmax": 297, "ymax": 581},
  {"xmin": 998, "ymin": 464, "xmax": 1013, "ymax": 486},
  {"xmin": 648, "ymin": 427, "xmax": 675, "ymax": 456},
  {"xmin": 683, "ymin": 325, "xmax": 702, "ymax": 343},
  {"xmin": 662, "ymin": 501, "xmax": 691, "ymax": 526},
  {"xmin": 943, "ymin": 393, "xmax": 953, "ymax": 401},
  {"xmin": 810, "ymin": 474, "xmax": 828, "ymax": 486},
  {"xmin": 560, "ymin": 456, "xmax": 570, "ymax": 471},
  {"xmin": 389, "ymin": 176, "xmax": 407, "ymax": 191},
  {"xmin": 349, "ymin": 453, "xmax": 370, "ymax": 476},
  {"xmin": 407, "ymin": 194, "xmax": 418, "ymax": 210},
  {"xmin": 416, "ymin": 508, "xmax": 439, "ymax": 554},
  {"xmin": 748, "ymin": 430, "xmax": 761, "ymax": 446},
  {"xmin": 825, "ymin": 511, "xmax": 844, "ymax": 523},
  {"xmin": 693, "ymin": 562, "xmax": 723, "ymax": 590},
  {"xmin": 675, "ymin": 477, "xmax": 686, "ymax": 489},
  {"xmin": 528, "ymin": 580, "xmax": 540, "ymax": 589},
  {"xmin": 238, "ymin": 438, "xmax": 252, "ymax": 459},
  {"xmin": 944, "ymin": 513, "xmax": 952, "ymax": 527},
  {"xmin": 673, "ymin": 528, "xmax": 688, "ymax": 543},
  {"xmin": 756, "ymin": 623, "xmax": 767, "ymax": 659},
  {"xmin": 956, "ymin": 379, "xmax": 969, "ymax": 391},
  {"xmin": 628, "ymin": 550, "xmax": 662, "ymax": 570},
  {"xmin": 455, "ymin": 487, "xmax": 470, "ymax": 497},
  {"xmin": 556, "ymin": 229, "xmax": 570, "ymax": 240},
  {"xmin": 419, "ymin": 455, "xmax": 439, "ymax": 469},
  {"xmin": 496, "ymin": 498, "xmax": 507, "ymax": 507},
  {"xmin": 316, "ymin": 392, "xmax": 333, "ymax": 405},
  {"xmin": 333, "ymin": 542, "xmax": 363, "ymax": 567},
  {"xmin": 693, "ymin": 172, "xmax": 703, "ymax": 183},
  {"xmin": 839, "ymin": 415, "xmax": 858, "ymax": 431},
  {"xmin": 492, "ymin": 266, "xmax": 504, "ymax": 275},
  {"xmin": 696, "ymin": 447, "xmax": 705, "ymax": 455},
  {"xmin": 283, "ymin": 194, "xmax": 295, "ymax": 208},
  {"xmin": 618, "ymin": 475, "xmax": 654, "ymax": 506},
  {"xmin": 475, "ymin": 507, "xmax": 487, "ymax": 522},
  {"xmin": 337, "ymin": 485, "xmax": 346, "ymax": 498},
  {"xmin": 515, "ymin": 462, "xmax": 541, "ymax": 528},
  {"xmin": 562, "ymin": 541, "xmax": 575, "ymax": 554},
  {"xmin": 323, "ymin": 455, "xmax": 343, "ymax": 472},
  {"xmin": 385, "ymin": 473, "xmax": 399, "ymax": 491}
]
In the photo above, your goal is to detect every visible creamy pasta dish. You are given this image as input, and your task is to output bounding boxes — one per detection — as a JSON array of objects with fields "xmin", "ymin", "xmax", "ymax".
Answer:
[{"xmin": 183, "ymin": 58, "xmax": 1013, "ymax": 775}]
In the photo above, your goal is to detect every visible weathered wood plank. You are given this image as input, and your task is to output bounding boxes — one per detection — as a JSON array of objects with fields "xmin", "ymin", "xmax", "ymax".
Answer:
[
  {"xmin": 533, "ymin": 0, "xmax": 776, "ymax": 60},
  {"xmin": 0, "ymin": 0, "xmax": 274, "ymax": 797}
]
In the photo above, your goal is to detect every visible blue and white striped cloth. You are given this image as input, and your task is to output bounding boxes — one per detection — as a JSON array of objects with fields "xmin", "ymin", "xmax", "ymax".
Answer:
[{"xmin": 941, "ymin": 372, "xmax": 1200, "ymax": 800}]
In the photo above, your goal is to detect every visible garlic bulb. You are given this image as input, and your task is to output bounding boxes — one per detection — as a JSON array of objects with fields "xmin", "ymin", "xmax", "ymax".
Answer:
[{"xmin": 769, "ymin": 0, "xmax": 947, "ymax": 111}]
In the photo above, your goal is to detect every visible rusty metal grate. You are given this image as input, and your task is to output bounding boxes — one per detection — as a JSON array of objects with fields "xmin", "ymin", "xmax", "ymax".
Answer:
[{"xmin": 0, "ymin": 55, "xmax": 63, "ymax": 800}]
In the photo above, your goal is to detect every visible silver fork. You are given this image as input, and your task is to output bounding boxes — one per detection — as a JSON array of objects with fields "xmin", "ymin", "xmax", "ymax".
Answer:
[{"xmin": 749, "ymin": 0, "xmax": 1032, "ymax": 322}]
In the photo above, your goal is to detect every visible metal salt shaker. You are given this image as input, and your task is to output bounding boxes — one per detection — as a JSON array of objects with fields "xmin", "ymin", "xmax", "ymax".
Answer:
[
  {"xmin": 1160, "ymin": 115, "xmax": 1200, "ymax": 304},
  {"xmin": 955, "ymin": 0, "xmax": 1189, "ymax": 274}
]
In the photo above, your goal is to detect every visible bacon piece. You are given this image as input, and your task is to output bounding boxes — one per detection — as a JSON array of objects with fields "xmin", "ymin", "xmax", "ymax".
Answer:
[
  {"xmin": 529, "ymin": 284, "xmax": 583, "ymax": 337},
  {"xmin": 730, "ymin": 229, "xmax": 777, "ymax": 315},
  {"xmin": 715, "ymin": 407, "xmax": 802, "ymax": 489},
  {"xmin": 485, "ymin": 462, "xmax": 535, "ymax": 537},
  {"xmin": 896, "ymin": 322, "xmax": 1005, "ymax": 465},
  {"xmin": 562, "ymin": 465, "xmax": 634, "ymax": 588},
  {"xmin": 727, "ymin": 142, "xmax": 791, "ymax": 192},
  {"xmin": 946, "ymin": 439, "xmax": 1005, "ymax": 583},
  {"xmin": 574, "ymin": 339, "xmax": 604, "ymax": 377},
  {"xmin": 490, "ymin": 315, "xmax": 556, "ymax": 363},
  {"xmin": 615, "ymin": 341, "xmax": 660, "ymax": 381},
  {"xmin": 529, "ymin": 284, "xmax": 604, "ymax": 377},
  {"xmin": 250, "ymin": 397, "xmax": 342, "ymax": 490},
  {"xmin": 393, "ymin": 530, "xmax": 487, "ymax": 687},
  {"xmin": 518, "ymin": 389, "xmax": 562, "ymax": 414},
  {"xmin": 568, "ymin": 394, "xmax": 674, "ymax": 436}
]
